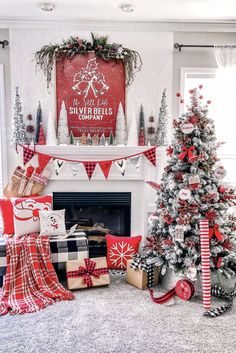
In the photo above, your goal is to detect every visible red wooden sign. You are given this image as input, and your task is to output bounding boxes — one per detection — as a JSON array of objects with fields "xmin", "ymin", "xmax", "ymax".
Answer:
[{"xmin": 56, "ymin": 52, "xmax": 125, "ymax": 137}]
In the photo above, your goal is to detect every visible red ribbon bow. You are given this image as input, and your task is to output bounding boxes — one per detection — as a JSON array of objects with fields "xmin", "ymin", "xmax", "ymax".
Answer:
[
  {"xmin": 178, "ymin": 146, "xmax": 197, "ymax": 162},
  {"xmin": 209, "ymin": 224, "xmax": 225, "ymax": 242},
  {"xmin": 67, "ymin": 258, "xmax": 108, "ymax": 287}
]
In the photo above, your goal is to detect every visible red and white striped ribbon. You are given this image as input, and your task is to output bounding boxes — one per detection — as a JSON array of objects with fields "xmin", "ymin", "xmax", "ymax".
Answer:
[{"xmin": 200, "ymin": 219, "xmax": 211, "ymax": 310}]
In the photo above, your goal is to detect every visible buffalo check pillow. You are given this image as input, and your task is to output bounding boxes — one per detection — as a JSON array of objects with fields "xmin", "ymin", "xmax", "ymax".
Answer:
[
  {"xmin": 39, "ymin": 209, "xmax": 67, "ymax": 237},
  {"xmin": 11, "ymin": 195, "xmax": 52, "ymax": 237},
  {"xmin": 105, "ymin": 234, "xmax": 142, "ymax": 270}
]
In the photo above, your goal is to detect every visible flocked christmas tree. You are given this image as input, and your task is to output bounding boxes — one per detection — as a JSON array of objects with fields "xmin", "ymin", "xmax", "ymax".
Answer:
[
  {"xmin": 57, "ymin": 100, "xmax": 69, "ymax": 144},
  {"xmin": 145, "ymin": 87, "xmax": 236, "ymax": 279},
  {"xmin": 46, "ymin": 111, "xmax": 58, "ymax": 146},
  {"xmin": 155, "ymin": 88, "xmax": 169, "ymax": 146},
  {"xmin": 115, "ymin": 102, "xmax": 127, "ymax": 145},
  {"xmin": 10, "ymin": 87, "xmax": 27, "ymax": 145}
]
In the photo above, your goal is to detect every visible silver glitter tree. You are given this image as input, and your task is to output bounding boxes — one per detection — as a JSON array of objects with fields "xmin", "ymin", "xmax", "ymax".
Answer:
[
  {"xmin": 155, "ymin": 89, "xmax": 169, "ymax": 146},
  {"xmin": 10, "ymin": 87, "xmax": 27, "ymax": 145}
]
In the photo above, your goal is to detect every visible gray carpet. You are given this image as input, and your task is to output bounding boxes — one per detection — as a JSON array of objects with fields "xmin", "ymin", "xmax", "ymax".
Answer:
[{"xmin": 0, "ymin": 273, "xmax": 235, "ymax": 353}]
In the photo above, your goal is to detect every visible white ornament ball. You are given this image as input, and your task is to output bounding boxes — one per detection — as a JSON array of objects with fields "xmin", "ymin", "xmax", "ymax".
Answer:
[{"xmin": 178, "ymin": 188, "xmax": 191, "ymax": 200}]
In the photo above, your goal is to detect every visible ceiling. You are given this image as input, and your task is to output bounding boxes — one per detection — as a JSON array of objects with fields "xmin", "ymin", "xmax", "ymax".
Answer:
[{"xmin": 0, "ymin": 0, "xmax": 236, "ymax": 23}]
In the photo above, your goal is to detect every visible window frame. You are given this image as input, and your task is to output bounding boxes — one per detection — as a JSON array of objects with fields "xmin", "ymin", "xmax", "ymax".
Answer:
[
  {"xmin": 179, "ymin": 67, "xmax": 236, "ymax": 186},
  {"xmin": 0, "ymin": 64, "xmax": 8, "ymax": 192}
]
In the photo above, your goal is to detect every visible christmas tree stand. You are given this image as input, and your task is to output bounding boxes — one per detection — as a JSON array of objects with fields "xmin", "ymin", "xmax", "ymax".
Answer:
[{"xmin": 161, "ymin": 268, "xmax": 236, "ymax": 297}]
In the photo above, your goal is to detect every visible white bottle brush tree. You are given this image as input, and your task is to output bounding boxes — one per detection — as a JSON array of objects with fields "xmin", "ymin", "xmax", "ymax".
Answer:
[
  {"xmin": 57, "ymin": 100, "xmax": 69, "ymax": 144},
  {"xmin": 155, "ymin": 88, "xmax": 169, "ymax": 146},
  {"xmin": 115, "ymin": 102, "xmax": 128, "ymax": 145},
  {"xmin": 145, "ymin": 87, "xmax": 236, "ymax": 279},
  {"xmin": 46, "ymin": 112, "xmax": 58, "ymax": 146},
  {"xmin": 127, "ymin": 113, "xmax": 138, "ymax": 146},
  {"xmin": 10, "ymin": 87, "xmax": 27, "ymax": 145}
]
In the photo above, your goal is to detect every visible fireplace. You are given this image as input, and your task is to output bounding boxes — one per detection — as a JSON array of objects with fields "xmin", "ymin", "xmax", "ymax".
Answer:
[
  {"xmin": 53, "ymin": 192, "xmax": 131, "ymax": 257},
  {"xmin": 53, "ymin": 192, "xmax": 131, "ymax": 235}
]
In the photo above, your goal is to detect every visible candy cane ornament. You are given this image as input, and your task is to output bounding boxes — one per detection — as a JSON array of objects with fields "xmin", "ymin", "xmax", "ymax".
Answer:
[{"xmin": 200, "ymin": 219, "xmax": 211, "ymax": 310}]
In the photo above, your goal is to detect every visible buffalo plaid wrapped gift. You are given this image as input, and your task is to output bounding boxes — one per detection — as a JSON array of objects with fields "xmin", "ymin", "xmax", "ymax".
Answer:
[
  {"xmin": 126, "ymin": 254, "xmax": 160, "ymax": 290},
  {"xmin": 66, "ymin": 257, "xmax": 110, "ymax": 290}
]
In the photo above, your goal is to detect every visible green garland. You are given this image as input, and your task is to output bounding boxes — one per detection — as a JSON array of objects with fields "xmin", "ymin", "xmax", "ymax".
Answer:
[{"xmin": 35, "ymin": 33, "xmax": 142, "ymax": 88}]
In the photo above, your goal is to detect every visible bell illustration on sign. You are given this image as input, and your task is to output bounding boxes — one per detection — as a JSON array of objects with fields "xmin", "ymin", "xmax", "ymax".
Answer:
[
  {"xmin": 56, "ymin": 52, "xmax": 125, "ymax": 138},
  {"xmin": 72, "ymin": 58, "xmax": 110, "ymax": 98}
]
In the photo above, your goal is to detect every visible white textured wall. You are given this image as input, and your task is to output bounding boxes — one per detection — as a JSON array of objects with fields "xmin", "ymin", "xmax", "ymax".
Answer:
[{"xmin": 8, "ymin": 29, "xmax": 173, "ymax": 173}]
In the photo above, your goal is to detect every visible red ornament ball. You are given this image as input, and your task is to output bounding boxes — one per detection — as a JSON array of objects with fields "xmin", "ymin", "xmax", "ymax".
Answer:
[
  {"xmin": 199, "ymin": 84, "xmax": 203, "ymax": 89},
  {"xmin": 176, "ymin": 92, "xmax": 181, "ymax": 97},
  {"xmin": 199, "ymin": 95, "xmax": 203, "ymax": 99},
  {"xmin": 189, "ymin": 89, "xmax": 194, "ymax": 94},
  {"xmin": 218, "ymin": 186, "xmax": 225, "ymax": 193},
  {"xmin": 207, "ymin": 100, "xmax": 211, "ymax": 104}
]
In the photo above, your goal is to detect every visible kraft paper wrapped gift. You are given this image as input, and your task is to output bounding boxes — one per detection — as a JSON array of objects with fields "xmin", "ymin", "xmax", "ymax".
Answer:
[
  {"xmin": 66, "ymin": 257, "xmax": 110, "ymax": 290},
  {"xmin": 126, "ymin": 259, "xmax": 160, "ymax": 290}
]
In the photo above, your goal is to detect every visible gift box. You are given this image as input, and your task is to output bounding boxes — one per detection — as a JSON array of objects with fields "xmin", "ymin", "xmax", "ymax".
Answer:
[
  {"xmin": 126, "ymin": 257, "xmax": 160, "ymax": 290},
  {"xmin": 66, "ymin": 257, "xmax": 110, "ymax": 290}
]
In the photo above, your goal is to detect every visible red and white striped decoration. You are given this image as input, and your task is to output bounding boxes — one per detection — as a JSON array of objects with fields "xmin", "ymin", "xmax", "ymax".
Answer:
[{"xmin": 199, "ymin": 219, "xmax": 211, "ymax": 310}]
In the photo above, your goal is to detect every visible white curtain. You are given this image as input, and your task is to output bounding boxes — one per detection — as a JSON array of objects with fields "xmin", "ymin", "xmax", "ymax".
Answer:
[{"xmin": 213, "ymin": 45, "xmax": 236, "ymax": 165}]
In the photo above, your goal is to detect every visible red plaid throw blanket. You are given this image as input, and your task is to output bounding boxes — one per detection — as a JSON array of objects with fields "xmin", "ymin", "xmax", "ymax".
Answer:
[{"xmin": 0, "ymin": 234, "xmax": 74, "ymax": 315}]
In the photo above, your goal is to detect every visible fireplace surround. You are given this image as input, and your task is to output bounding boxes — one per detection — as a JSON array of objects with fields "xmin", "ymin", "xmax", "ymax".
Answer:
[{"xmin": 53, "ymin": 192, "xmax": 131, "ymax": 236}]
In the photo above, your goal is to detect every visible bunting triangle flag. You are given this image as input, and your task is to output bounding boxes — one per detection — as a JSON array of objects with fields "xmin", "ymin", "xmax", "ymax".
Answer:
[
  {"xmin": 115, "ymin": 159, "xmax": 126, "ymax": 176},
  {"xmin": 99, "ymin": 160, "xmax": 113, "ymax": 179},
  {"xmin": 38, "ymin": 153, "xmax": 52, "ymax": 171},
  {"xmin": 144, "ymin": 147, "xmax": 156, "ymax": 166},
  {"xmin": 23, "ymin": 147, "xmax": 35, "ymax": 165},
  {"xmin": 129, "ymin": 155, "xmax": 142, "ymax": 172},
  {"xmin": 69, "ymin": 162, "xmax": 81, "ymax": 177},
  {"xmin": 53, "ymin": 158, "xmax": 66, "ymax": 176},
  {"xmin": 83, "ymin": 162, "xmax": 97, "ymax": 180}
]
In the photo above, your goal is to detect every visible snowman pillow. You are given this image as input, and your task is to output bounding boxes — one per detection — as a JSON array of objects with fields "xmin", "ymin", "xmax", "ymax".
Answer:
[{"xmin": 39, "ymin": 209, "xmax": 67, "ymax": 237}]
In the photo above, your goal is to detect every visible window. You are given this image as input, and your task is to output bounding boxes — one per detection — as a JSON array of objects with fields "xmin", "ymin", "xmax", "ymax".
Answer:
[{"xmin": 180, "ymin": 67, "xmax": 236, "ymax": 185}]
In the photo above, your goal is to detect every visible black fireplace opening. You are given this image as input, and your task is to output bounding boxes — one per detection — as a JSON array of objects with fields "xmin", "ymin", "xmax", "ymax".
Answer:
[{"xmin": 53, "ymin": 192, "xmax": 131, "ymax": 236}]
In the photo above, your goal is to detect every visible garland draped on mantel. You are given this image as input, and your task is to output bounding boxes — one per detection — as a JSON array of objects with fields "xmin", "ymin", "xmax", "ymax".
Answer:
[
  {"xmin": 19, "ymin": 145, "xmax": 157, "ymax": 180},
  {"xmin": 35, "ymin": 33, "xmax": 142, "ymax": 88}
]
